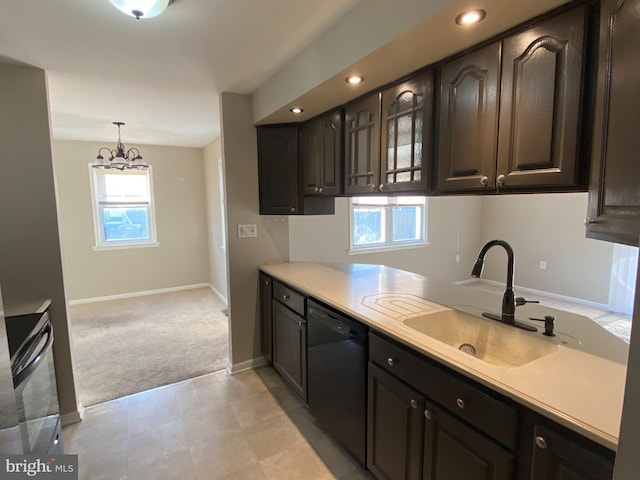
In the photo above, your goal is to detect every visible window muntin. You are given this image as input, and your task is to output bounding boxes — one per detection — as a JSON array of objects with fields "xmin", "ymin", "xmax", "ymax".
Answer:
[
  {"xmin": 90, "ymin": 166, "xmax": 157, "ymax": 248},
  {"xmin": 350, "ymin": 196, "xmax": 426, "ymax": 252}
]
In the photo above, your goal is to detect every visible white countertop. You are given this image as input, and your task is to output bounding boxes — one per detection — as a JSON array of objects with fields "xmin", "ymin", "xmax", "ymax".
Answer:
[{"xmin": 260, "ymin": 262, "xmax": 627, "ymax": 451}]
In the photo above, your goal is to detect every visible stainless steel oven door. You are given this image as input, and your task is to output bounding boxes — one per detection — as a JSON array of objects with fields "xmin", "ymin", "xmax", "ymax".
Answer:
[{"xmin": 13, "ymin": 321, "xmax": 61, "ymax": 454}]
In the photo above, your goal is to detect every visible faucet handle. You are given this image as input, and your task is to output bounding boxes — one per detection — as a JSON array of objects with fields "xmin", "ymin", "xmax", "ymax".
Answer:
[{"xmin": 516, "ymin": 296, "xmax": 540, "ymax": 306}]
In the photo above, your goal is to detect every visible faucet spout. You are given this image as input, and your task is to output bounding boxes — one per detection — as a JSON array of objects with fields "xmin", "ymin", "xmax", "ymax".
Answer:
[{"xmin": 471, "ymin": 240, "xmax": 516, "ymax": 324}]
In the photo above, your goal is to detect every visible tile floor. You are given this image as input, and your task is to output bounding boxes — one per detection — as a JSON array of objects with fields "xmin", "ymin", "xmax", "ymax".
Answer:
[{"xmin": 63, "ymin": 366, "xmax": 373, "ymax": 480}]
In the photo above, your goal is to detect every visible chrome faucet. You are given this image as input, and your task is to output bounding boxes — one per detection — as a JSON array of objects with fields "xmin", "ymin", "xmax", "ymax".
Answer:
[{"xmin": 471, "ymin": 240, "xmax": 537, "ymax": 332}]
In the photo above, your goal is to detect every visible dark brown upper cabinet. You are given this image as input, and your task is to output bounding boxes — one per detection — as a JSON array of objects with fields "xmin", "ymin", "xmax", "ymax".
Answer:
[
  {"xmin": 437, "ymin": 43, "xmax": 501, "ymax": 192},
  {"xmin": 497, "ymin": 6, "xmax": 586, "ymax": 190},
  {"xmin": 344, "ymin": 93, "xmax": 381, "ymax": 194},
  {"xmin": 345, "ymin": 71, "xmax": 434, "ymax": 195},
  {"xmin": 437, "ymin": 5, "xmax": 587, "ymax": 193},
  {"xmin": 302, "ymin": 109, "xmax": 342, "ymax": 196},
  {"xmin": 586, "ymin": 0, "xmax": 640, "ymax": 247},
  {"xmin": 257, "ymin": 125, "xmax": 335, "ymax": 215},
  {"xmin": 380, "ymin": 71, "xmax": 433, "ymax": 193}
]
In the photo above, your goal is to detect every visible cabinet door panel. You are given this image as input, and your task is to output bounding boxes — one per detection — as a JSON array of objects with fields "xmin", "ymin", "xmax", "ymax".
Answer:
[
  {"xmin": 273, "ymin": 301, "xmax": 307, "ymax": 402},
  {"xmin": 257, "ymin": 126, "xmax": 300, "ymax": 214},
  {"xmin": 423, "ymin": 402, "xmax": 513, "ymax": 480},
  {"xmin": 529, "ymin": 423, "xmax": 613, "ymax": 480},
  {"xmin": 302, "ymin": 119, "xmax": 321, "ymax": 195},
  {"xmin": 497, "ymin": 6, "xmax": 586, "ymax": 189},
  {"xmin": 381, "ymin": 71, "xmax": 433, "ymax": 193},
  {"xmin": 259, "ymin": 273, "xmax": 273, "ymax": 363},
  {"xmin": 437, "ymin": 43, "xmax": 501, "ymax": 192},
  {"xmin": 587, "ymin": 0, "xmax": 640, "ymax": 246},
  {"xmin": 345, "ymin": 94, "xmax": 380, "ymax": 194},
  {"xmin": 319, "ymin": 110, "xmax": 342, "ymax": 195},
  {"xmin": 367, "ymin": 362, "xmax": 423, "ymax": 480}
]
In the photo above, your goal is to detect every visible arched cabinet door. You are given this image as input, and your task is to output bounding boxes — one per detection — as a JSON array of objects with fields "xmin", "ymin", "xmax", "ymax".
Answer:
[
  {"xmin": 437, "ymin": 43, "xmax": 501, "ymax": 192},
  {"xmin": 587, "ymin": 0, "xmax": 640, "ymax": 247},
  {"xmin": 497, "ymin": 6, "xmax": 586, "ymax": 190}
]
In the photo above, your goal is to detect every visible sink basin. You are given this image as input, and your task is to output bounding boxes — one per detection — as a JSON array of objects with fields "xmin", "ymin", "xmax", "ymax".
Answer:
[{"xmin": 401, "ymin": 309, "xmax": 559, "ymax": 367}]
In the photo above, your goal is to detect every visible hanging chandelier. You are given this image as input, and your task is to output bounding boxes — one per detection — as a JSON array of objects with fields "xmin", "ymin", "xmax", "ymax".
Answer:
[
  {"xmin": 108, "ymin": 0, "xmax": 174, "ymax": 20},
  {"xmin": 92, "ymin": 122, "xmax": 149, "ymax": 170}
]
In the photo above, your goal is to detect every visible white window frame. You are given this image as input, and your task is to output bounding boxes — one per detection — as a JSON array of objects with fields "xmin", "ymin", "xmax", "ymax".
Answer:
[
  {"xmin": 349, "ymin": 196, "xmax": 427, "ymax": 254},
  {"xmin": 89, "ymin": 165, "xmax": 159, "ymax": 251}
]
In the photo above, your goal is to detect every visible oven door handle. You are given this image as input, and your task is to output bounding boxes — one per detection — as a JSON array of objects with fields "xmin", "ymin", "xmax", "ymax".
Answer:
[{"xmin": 13, "ymin": 323, "xmax": 53, "ymax": 389}]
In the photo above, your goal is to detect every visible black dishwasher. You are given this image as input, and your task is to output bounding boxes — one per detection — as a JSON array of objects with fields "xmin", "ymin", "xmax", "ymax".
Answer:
[{"xmin": 307, "ymin": 299, "xmax": 367, "ymax": 467}]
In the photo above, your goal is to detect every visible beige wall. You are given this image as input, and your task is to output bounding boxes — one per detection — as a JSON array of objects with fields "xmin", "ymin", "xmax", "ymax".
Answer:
[
  {"xmin": 52, "ymin": 140, "xmax": 209, "ymax": 301},
  {"xmin": 289, "ymin": 196, "xmax": 482, "ymax": 283},
  {"xmin": 479, "ymin": 193, "xmax": 614, "ymax": 304},
  {"xmin": 220, "ymin": 93, "xmax": 291, "ymax": 368},
  {"xmin": 203, "ymin": 137, "xmax": 228, "ymax": 303},
  {"xmin": 0, "ymin": 63, "xmax": 78, "ymax": 418}
]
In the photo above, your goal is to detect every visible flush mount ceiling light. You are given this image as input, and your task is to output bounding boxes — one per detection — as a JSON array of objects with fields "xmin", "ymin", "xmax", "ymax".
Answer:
[
  {"xmin": 290, "ymin": 107, "xmax": 304, "ymax": 114},
  {"xmin": 108, "ymin": 0, "xmax": 174, "ymax": 20},
  {"xmin": 92, "ymin": 122, "xmax": 149, "ymax": 170},
  {"xmin": 345, "ymin": 75, "xmax": 364, "ymax": 85},
  {"xmin": 455, "ymin": 9, "xmax": 486, "ymax": 26}
]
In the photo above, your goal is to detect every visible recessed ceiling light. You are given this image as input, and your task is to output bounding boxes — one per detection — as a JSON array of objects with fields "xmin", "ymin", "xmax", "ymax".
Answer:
[
  {"xmin": 290, "ymin": 107, "xmax": 303, "ymax": 114},
  {"xmin": 345, "ymin": 75, "xmax": 364, "ymax": 85},
  {"xmin": 455, "ymin": 9, "xmax": 486, "ymax": 26}
]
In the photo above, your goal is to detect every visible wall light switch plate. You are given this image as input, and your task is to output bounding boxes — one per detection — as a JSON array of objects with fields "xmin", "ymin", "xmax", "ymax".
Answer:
[
  {"xmin": 539, "ymin": 260, "xmax": 547, "ymax": 270},
  {"xmin": 238, "ymin": 224, "xmax": 257, "ymax": 238}
]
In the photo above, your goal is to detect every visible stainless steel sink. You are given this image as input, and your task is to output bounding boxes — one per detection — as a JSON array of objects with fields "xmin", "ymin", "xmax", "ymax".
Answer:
[{"xmin": 400, "ymin": 309, "xmax": 559, "ymax": 367}]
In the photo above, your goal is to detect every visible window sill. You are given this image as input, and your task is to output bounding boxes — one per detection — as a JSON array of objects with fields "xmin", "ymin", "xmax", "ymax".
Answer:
[
  {"xmin": 347, "ymin": 242, "xmax": 430, "ymax": 255},
  {"xmin": 92, "ymin": 241, "xmax": 160, "ymax": 252}
]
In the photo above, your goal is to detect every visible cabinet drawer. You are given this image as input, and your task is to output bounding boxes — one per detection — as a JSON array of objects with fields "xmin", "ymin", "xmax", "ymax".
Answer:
[
  {"xmin": 370, "ymin": 332, "xmax": 518, "ymax": 450},
  {"xmin": 273, "ymin": 281, "xmax": 306, "ymax": 317}
]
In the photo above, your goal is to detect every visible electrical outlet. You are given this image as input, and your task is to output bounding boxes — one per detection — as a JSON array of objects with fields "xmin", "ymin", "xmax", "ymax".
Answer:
[
  {"xmin": 539, "ymin": 260, "xmax": 547, "ymax": 270},
  {"xmin": 238, "ymin": 224, "xmax": 257, "ymax": 238}
]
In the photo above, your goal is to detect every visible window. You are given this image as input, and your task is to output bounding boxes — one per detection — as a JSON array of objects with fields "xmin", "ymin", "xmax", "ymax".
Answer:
[
  {"xmin": 350, "ymin": 196, "xmax": 427, "ymax": 252},
  {"xmin": 90, "ymin": 166, "xmax": 158, "ymax": 249}
]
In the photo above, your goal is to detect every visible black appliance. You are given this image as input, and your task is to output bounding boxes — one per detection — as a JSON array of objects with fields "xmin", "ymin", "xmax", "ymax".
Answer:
[
  {"xmin": 307, "ymin": 299, "xmax": 367, "ymax": 467},
  {"xmin": 5, "ymin": 310, "xmax": 62, "ymax": 454},
  {"xmin": 0, "ymin": 285, "xmax": 23, "ymax": 454}
]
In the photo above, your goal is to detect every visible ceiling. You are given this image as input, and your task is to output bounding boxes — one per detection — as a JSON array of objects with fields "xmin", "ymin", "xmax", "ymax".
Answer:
[{"xmin": 0, "ymin": 0, "xmax": 359, "ymax": 147}]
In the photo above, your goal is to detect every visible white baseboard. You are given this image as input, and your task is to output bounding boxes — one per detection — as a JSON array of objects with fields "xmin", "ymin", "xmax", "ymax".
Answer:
[
  {"xmin": 227, "ymin": 356, "xmax": 268, "ymax": 375},
  {"xmin": 456, "ymin": 278, "xmax": 609, "ymax": 310},
  {"xmin": 69, "ymin": 283, "xmax": 210, "ymax": 305},
  {"xmin": 60, "ymin": 403, "xmax": 84, "ymax": 426},
  {"xmin": 209, "ymin": 284, "xmax": 228, "ymax": 307}
]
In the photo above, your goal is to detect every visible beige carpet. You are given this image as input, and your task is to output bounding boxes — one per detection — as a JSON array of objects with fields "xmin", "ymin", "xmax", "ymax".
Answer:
[{"xmin": 69, "ymin": 288, "xmax": 228, "ymax": 406}]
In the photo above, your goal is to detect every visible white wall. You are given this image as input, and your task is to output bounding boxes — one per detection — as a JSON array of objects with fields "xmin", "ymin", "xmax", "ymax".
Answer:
[
  {"xmin": 220, "ymin": 93, "xmax": 291, "ymax": 368},
  {"xmin": 52, "ymin": 140, "xmax": 210, "ymax": 301},
  {"xmin": 289, "ymin": 196, "xmax": 482, "ymax": 283},
  {"xmin": 479, "ymin": 193, "xmax": 614, "ymax": 304},
  {"xmin": 203, "ymin": 137, "xmax": 228, "ymax": 303},
  {"xmin": 0, "ymin": 63, "xmax": 78, "ymax": 419}
]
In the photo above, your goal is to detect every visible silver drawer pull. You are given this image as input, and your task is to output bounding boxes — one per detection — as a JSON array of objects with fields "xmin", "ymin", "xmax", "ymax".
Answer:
[
  {"xmin": 456, "ymin": 398, "xmax": 465, "ymax": 409},
  {"xmin": 535, "ymin": 435, "xmax": 547, "ymax": 450},
  {"xmin": 387, "ymin": 357, "xmax": 396, "ymax": 367},
  {"xmin": 410, "ymin": 399, "xmax": 418, "ymax": 409},
  {"xmin": 283, "ymin": 294, "xmax": 290, "ymax": 301},
  {"xmin": 424, "ymin": 409, "xmax": 432, "ymax": 420}
]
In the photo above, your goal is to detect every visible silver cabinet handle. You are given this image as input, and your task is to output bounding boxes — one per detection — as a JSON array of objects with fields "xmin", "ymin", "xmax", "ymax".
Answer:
[
  {"xmin": 410, "ymin": 399, "xmax": 418, "ymax": 409},
  {"xmin": 387, "ymin": 357, "xmax": 395, "ymax": 367},
  {"xmin": 456, "ymin": 398, "xmax": 465, "ymax": 409},
  {"xmin": 264, "ymin": 279, "xmax": 270, "ymax": 285},
  {"xmin": 497, "ymin": 174, "xmax": 505, "ymax": 185},
  {"xmin": 314, "ymin": 187, "xmax": 319, "ymax": 193},
  {"xmin": 318, "ymin": 187, "xmax": 324, "ymax": 193},
  {"xmin": 584, "ymin": 217, "xmax": 599, "ymax": 225},
  {"xmin": 379, "ymin": 184, "xmax": 385, "ymax": 191},
  {"xmin": 424, "ymin": 409, "xmax": 432, "ymax": 420},
  {"xmin": 480, "ymin": 176, "xmax": 488, "ymax": 186},
  {"xmin": 368, "ymin": 184, "xmax": 377, "ymax": 191},
  {"xmin": 282, "ymin": 294, "xmax": 290, "ymax": 301},
  {"xmin": 535, "ymin": 435, "xmax": 547, "ymax": 450},
  {"xmin": 290, "ymin": 207, "xmax": 296, "ymax": 213}
]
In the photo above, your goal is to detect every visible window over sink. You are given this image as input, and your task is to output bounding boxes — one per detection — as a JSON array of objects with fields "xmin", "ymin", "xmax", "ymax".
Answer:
[
  {"xmin": 349, "ymin": 196, "xmax": 427, "ymax": 253},
  {"xmin": 89, "ymin": 166, "xmax": 158, "ymax": 250}
]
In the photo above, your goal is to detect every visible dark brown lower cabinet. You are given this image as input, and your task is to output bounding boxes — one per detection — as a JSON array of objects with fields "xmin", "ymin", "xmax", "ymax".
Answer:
[
  {"xmin": 423, "ymin": 401, "xmax": 513, "ymax": 480},
  {"xmin": 259, "ymin": 273, "xmax": 273, "ymax": 363},
  {"xmin": 367, "ymin": 363, "xmax": 424, "ymax": 480},
  {"xmin": 529, "ymin": 423, "xmax": 614, "ymax": 480},
  {"xmin": 272, "ymin": 300, "xmax": 307, "ymax": 402}
]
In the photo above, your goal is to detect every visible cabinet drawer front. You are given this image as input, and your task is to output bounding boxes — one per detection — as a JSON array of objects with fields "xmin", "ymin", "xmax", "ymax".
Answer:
[
  {"xmin": 273, "ymin": 281, "xmax": 306, "ymax": 316},
  {"xmin": 370, "ymin": 332, "xmax": 518, "ymax": 450}
]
